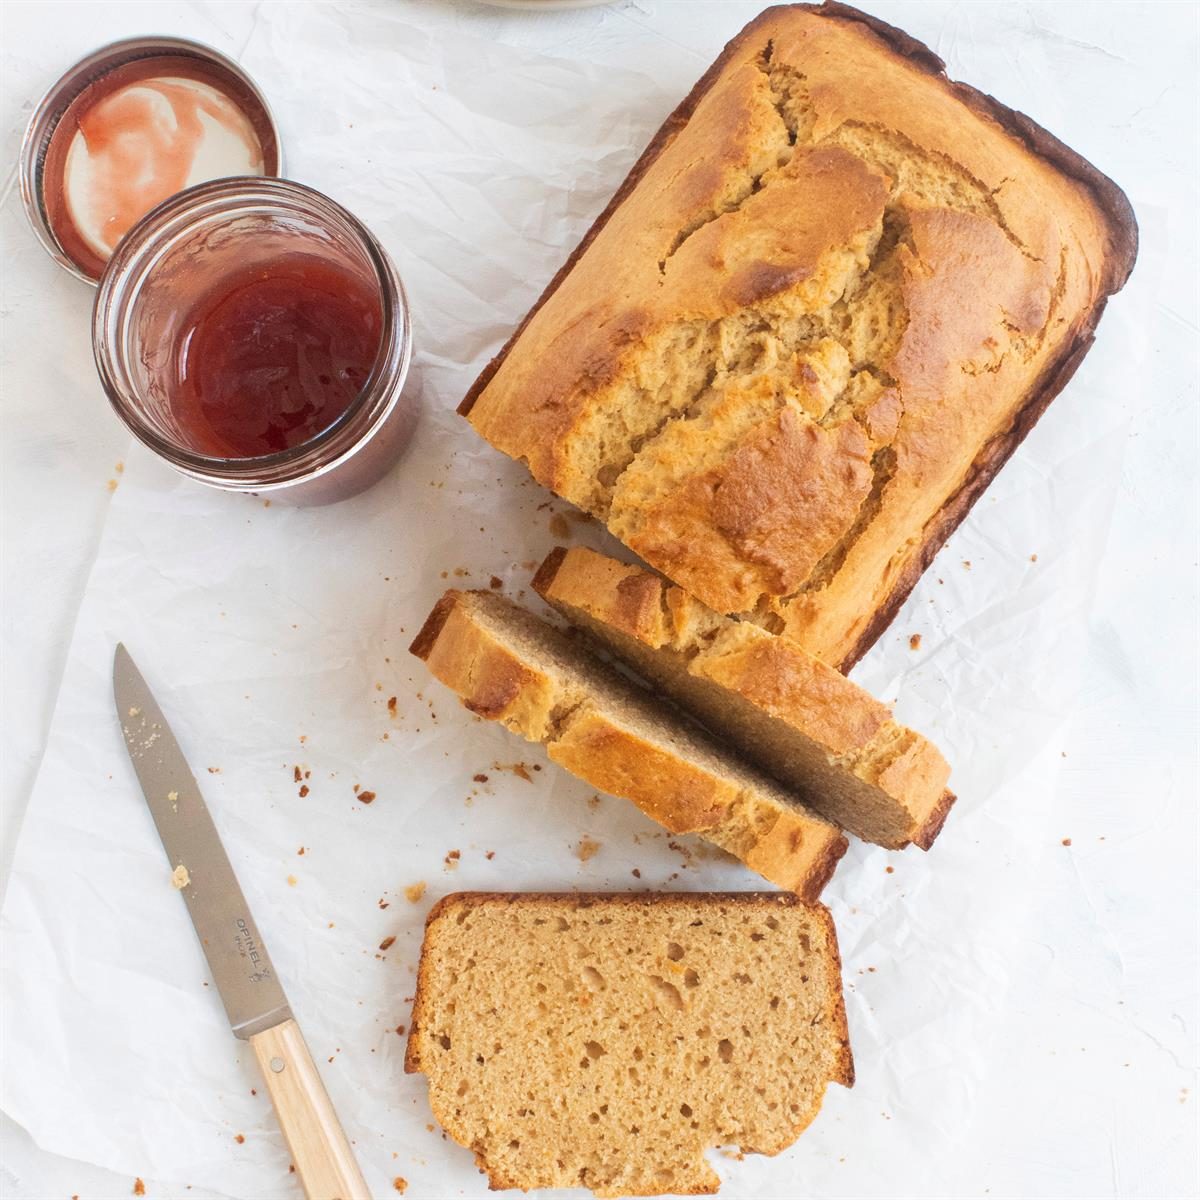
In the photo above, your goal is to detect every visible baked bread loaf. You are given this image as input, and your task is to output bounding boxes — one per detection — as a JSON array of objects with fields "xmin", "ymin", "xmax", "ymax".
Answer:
[
  {"xmin": 460, "ymin": 2, "xmax": 1137, "ymax": 671},
  {"xmin": 534, "ymin": 545, "xmax": 953, "ymax": 849},
  {"xmin": 409, "ymin": 589, "xmax": 847, "ymax": 898},
  {"xmin": 406, "ymin": 891, "xmax": 853, "ymax": 1196}
]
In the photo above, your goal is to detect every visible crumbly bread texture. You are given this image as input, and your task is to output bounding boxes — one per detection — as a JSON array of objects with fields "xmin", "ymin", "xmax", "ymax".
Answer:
[
  {"xmin": 409, "ymin": 589, "xmax": 847, "ymax": 898},
  {"xmin": 534, "ymin": 546, "xmax": 953, "ymax": 849},
  {"xmin": 461, "ymin": 2, "xmax": 1137, "ymax": 671},
  {"xmin": 405, "ymin": 891, "xmax": 853, "ymax": 1196}
]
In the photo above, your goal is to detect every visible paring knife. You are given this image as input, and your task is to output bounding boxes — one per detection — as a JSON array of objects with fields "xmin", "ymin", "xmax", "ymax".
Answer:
[{"xmin": 113, "ymin": 644, "xmax": 371, "ymax": 1200}]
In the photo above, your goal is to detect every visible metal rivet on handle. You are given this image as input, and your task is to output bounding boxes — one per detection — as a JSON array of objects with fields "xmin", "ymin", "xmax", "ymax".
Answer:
[{"xmin": 270, "ymin": 1056, "xmax": 285, "ymax": 1073}]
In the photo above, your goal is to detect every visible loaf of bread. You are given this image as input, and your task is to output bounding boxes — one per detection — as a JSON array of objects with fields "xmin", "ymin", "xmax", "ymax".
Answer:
[
  {"xmin": 461, "ymin": 2, "xmax": 1137, "ymax": 671},
  {"xmin": 406, "ymin": 891, "xmax": 853, "ymax": 1196},
  {"xmin": 409, "ymin": 589, "xmax": 847, "ymax": 898},
  {"xmin": 534, "ymin": 545, "xmax": 953, "ymax": 849}
]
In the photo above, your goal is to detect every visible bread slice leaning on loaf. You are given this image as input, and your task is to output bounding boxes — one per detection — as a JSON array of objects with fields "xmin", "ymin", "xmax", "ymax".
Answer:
[
  {"xmin": 534, "ymin": 546, "xmax": 953, "ymax": 850},
  {"xmin": 406, "ymin": 891, "xmax": 853, "ymax": 1196},
  {"xmin": 409, "ymin": 589, "xmax": 847, "ymax": 898}
]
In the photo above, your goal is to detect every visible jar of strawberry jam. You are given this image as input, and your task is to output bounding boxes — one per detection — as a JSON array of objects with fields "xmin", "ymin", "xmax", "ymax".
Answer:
[{"xmin": 92, "ymin": 177, "xmax": 415, "ymax": 504}]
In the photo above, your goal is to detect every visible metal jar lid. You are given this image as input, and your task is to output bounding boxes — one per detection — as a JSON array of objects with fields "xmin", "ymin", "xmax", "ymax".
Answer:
[{"xmin": 19, "ymin": 35, "xmax": 284, "ymax": 285}]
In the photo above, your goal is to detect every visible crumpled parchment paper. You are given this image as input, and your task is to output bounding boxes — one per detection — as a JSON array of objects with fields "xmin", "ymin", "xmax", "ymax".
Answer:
[{"xmin": 0, "ymin": 3, "xmax": 1145, "ymax": 1197}]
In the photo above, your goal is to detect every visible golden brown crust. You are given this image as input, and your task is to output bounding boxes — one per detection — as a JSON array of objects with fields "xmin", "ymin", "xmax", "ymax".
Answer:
[
  {"xmin": 806, "ymin": 900, "xmax": 856, "ymax": 1088},
  {"xmin": 838, "ymin": 326, "xmax": 1101, "ymax": 669},
  {"xmin": 461, "ymin": 3, "xmax": 1137, "ymax": 670},
  {"xmin": 410, "ymin": 591, "xmax": 559, "ymax": 738},
  {"xmin": 912, "ymin": 787, "xmax": 957, "ymax": 852},
  {"xmin": 534, "ymin": 546, "xmax": 953, "ymax": 850},
  {"xmin": 814, "ymin": 1, "xmax": 1136, "ymax": 292},
  {"xmin": 408, "ymin": 592, "xmax": 456, "ymax": 660},
  {"xmin": 549, "ymin": 708, "xmax": 734, "ymax": 836},
  {"xmin": 693, "ymin": 631, "xmax": 889, "ymax": 755},
  {"xmin": 410, "ymin": 589, "xmax": 846, "ymax": 895}
]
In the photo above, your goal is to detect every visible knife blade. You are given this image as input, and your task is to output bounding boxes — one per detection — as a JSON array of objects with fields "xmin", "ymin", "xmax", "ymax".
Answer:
[{"xmin": 114, "ymin": 644, "xmax": 370, "ymax": 1200}]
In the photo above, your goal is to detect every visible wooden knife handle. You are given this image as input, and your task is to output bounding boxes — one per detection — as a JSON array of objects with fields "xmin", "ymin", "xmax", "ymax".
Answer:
[{"xmin": 250, "ymin": 1019, "xmax": 371, "ymax": 1200}]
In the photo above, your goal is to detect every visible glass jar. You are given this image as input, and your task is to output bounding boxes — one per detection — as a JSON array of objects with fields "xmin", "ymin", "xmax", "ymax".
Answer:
[{"xmin": 92, "ymin": 177, "xmax": 415, "ymax": 505}]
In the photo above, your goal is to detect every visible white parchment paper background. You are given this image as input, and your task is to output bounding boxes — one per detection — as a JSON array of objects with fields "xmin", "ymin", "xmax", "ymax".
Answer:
[{"xmin": 0, "ymin": 3, "xmax": 1171, "ymax": 1198}]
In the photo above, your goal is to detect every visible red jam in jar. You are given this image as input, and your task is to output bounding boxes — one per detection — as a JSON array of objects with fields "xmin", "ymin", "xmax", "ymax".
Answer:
[
  {"xmin": 92, "ymin": 178, "xmax": 414, "ymax": 505},
  {"xmin": 171, "ymin": 255, "xmax": 383, "ymax": 458}
]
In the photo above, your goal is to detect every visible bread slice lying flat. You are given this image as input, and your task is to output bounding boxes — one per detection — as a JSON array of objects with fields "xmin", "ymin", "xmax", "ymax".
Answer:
[
  {"xmin": 405, "ymin": 891, "xmax": 853, "ymax": 1196},
  {"xmin": 410, "ymin": 589, "xmax": 847, "ymax": 898},
  {"xmin": 534, "ymin": 546, "xmax": 954, "ymax": 850}
]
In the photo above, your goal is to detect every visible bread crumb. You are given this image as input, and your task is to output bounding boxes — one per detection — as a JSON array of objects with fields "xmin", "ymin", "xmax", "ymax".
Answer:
[
  {"xmin": 299, "ymin": 785, "xmax": 309, "ymax": 797},
  {"xmin": 587, "ymin": 794, "xmax": 601, "ymax": 810},
  {"xmin": 473, "ymin": 773, "xmax": 489, "ymax": 783},
  {"xmin": 287, "ymin": 875, "xmax": 298, "ymax": 886},
  {"xmin": 1061, "ymin": 838, "xmax": 1072, "ymax": 847},
  {"xmin": 493, "ymin": 761, "xmax": 533, "ymax": 783},
  {"xmin": 576, "ymin": 836, "xmax": 601, "ymax": 862},
  {"xmin": 485, "ymin": 850, "xmax": 495, "ymax": 860},
  {"xmin": 908, "ymin": 633, "xmax": 921, "ymax": 650},
  {"xmin": 962, "ymin": 560, "xmax": 971, "ymax": 569},
  {"xmin": 489, "ymin": 575, "xmax": 503, "ymax": 590},
  {"xmin": 128, "ymin": 707, "xmax": 141, "ymax": 717},
  {"xmin": 392, "ymin": 1178, "xmax": 407, "ymax": 1193},
  {"xmin": 387, "ymin": 696, "xmax": 397, "ymax": 715},
  {"xmin": 207, "ymin": 766, "xmax": 221, "ymax": 773},
  {"xmin": 395, "ymin": 1024, "xmax": 406, "ymax": 1035},
  {"xmin": 357, "ymin": 790, "xmax": 377, "ymax": 804},
  {"xmin": 379, "ymin": 935, "xmax": 396, "ymax": 951},
  {"xmin": 234, "ymin": 1134, "xmax": 245, "ymax": 1145},
  {"xmin": 171, "ymin": 865, "xmax": 190, "ymax": 889},
  {"xmin": 133, "ymin": 1181, "xmax": 146, "ymax": 1197},
  {"xmin": 293, "ymin": 766, "xmax": 302, "ymax": 783},
  {"xmin": 107, "ymin": 478, "xmax": 119, "ymax": 492},
  {"xmin": 1030, "ymin": 553, "xmax": 1038, "ymax": 562},
  {"xmin": 548, "ymin": 513, "xmax": 571, "ymax": 539},
  {"xmin": 444, "ymin": 849, "xmax": 461, "ymax": 870},
  {"xmin": 405, "ymin": 881, "xmax": 427, "ymax": 904},
  {"xmin": 297, "ymin": 847, "xmax": 305, "ymax": 856},
  {"xmin": 631, "ymin": 868, "xmax": 641, "ymax": 878},
  {"xmin": 885, "ymin": 865, "xmax": 894, "ymax": 874}
]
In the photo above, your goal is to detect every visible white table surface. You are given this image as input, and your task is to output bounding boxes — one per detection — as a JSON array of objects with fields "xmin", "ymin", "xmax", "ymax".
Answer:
[{"xmin": 1, "ymin": 2, "xmax": 1196, "ymax": 1198}]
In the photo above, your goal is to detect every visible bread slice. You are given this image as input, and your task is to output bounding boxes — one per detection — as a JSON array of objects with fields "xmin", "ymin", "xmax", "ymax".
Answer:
[
  {"xmin": 409, "ymin": 589, "xmax": 847, "ymax": 898},
  {"xmin": 533, "ymin": 546, "xmax": 953, "ymax": 850},
  {"xmin": 405, "ymin": 891, "xmax": 853, "ymax": 1196}
]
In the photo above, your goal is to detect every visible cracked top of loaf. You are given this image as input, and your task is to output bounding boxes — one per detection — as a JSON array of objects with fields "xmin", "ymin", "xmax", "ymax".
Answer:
[{"xmin": 461, "ymin": 2, "xmax": 1137, "ymax": 670}]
